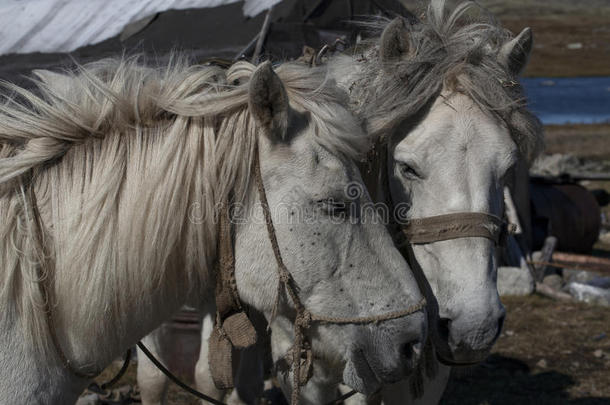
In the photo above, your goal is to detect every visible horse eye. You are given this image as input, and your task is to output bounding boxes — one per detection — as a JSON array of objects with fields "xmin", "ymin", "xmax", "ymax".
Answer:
[{"xmin": 400, "ymin": 163, "xmax": 420, "ymax": 179}]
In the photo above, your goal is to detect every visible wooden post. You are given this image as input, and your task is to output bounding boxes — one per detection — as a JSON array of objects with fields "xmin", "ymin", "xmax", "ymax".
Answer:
[
  {"xmin": 251, "ymin": 7, "xmax": 273, "ymax": 63},
  {"xmin": 534, "ymin": 236, "xmax": 557, "ymax": 282}
]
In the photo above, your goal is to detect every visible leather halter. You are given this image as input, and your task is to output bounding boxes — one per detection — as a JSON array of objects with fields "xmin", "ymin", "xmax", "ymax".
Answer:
[
  {"xmin": 401, "ymin": 212, "xmax": 514, "ymax": 246},
  {"xmin": 368, "ymin": 142, "xmax": 514, "ymax": 249}
]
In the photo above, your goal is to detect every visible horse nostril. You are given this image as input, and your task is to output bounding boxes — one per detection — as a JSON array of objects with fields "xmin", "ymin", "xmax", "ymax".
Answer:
[
  {"xmin": 437, "ymin": 318, "xmax": 451, "ymax": 341},
  {"xmin": 401, "ymin": 340, "xmax": 422, "ymax": 363},
  {"xmin": 494, "ymin": 313, "xmax": 506, "ymax": 341}
]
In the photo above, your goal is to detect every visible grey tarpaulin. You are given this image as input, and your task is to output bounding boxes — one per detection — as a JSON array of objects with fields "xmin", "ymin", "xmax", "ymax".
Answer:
[{"xmin": 0, "ymin": 0, "xmax": 414, "ymax": 87}]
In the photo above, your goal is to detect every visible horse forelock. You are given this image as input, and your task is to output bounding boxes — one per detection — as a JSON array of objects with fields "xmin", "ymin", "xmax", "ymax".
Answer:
[
  {"xmin": 345, "ymin": 0, "xmax": 543, "ymax": 164},
  {"xmin": 0, "ymin": 55, "xmax": 366, "ymax": 360}
]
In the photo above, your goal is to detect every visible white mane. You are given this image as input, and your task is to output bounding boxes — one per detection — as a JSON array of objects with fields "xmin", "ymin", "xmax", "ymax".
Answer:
[{"xmin": 0, "ymin": 56, "xmax": 367, "ymax": 358}]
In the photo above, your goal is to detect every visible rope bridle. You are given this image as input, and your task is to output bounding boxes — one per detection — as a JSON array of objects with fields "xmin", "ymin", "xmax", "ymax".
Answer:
[{"xmin": 248, "ymin": 143, "xmax": 426, "ymax": 405}]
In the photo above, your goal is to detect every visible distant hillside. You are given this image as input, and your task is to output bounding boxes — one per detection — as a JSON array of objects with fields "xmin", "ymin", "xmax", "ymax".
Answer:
[{"xmin": 400, "ymin": 0, "xmax": 610, "ymax": 77}]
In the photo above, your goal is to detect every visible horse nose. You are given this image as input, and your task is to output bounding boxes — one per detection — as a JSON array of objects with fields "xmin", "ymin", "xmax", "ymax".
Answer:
[
  {"xmin": 396, "ymin": 310, "xmax": 427, "ymax": 373},
  {"xmin": 493, "ymin": 312, "xmax": 506, "ymax": 342}
]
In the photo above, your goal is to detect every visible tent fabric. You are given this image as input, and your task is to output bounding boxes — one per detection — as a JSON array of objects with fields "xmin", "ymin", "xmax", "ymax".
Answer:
[
  {"xmin": 0, "ymin": 0, "xmax": 413, "ymax": 86},
  {"xmin": 0, "ymin": 0, "xmax": 282, "ymax": 55}
]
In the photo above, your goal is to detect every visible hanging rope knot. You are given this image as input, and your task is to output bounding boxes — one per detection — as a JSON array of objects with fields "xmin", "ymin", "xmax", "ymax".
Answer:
[
  {"xmin": 295, "ymin": 310, "xmax": 312, "ymax": 330},
  {"xmin": 279, "ymin": 268, "xmax": 291, "ymax": 284}
]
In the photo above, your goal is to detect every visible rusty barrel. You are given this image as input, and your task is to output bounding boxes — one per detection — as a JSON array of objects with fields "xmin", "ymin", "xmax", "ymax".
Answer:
[{"xmin": 530, "ymin": 182, "xmax": 601, "ymax": 253}]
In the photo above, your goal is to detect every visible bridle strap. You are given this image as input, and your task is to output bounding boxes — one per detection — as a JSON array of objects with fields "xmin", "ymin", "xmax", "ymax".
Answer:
[
  {"xmin": 401, "ymin": 212, "xmax": 513, "ymax": 245},
  {"xmin": 253, "ymin": 143, "xmax": 425, "ymax": 405}
]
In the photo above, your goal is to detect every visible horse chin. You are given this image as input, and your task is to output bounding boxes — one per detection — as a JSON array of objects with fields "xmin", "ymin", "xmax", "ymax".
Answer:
[{"xmin": 342, "ymin": 351, "xmax": 381, "ymax": 396}]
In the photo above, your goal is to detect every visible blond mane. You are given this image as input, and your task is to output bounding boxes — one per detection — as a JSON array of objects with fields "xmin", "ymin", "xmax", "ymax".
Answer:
[{"xmin": 0, "ymin": 56, "xmax": 367, "ymax": 358}]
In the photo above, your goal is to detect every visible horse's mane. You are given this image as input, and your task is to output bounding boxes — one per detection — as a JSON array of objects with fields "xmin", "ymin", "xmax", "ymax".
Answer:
[
  {"xmin": 0, "ymin": 56, "xmax": 367, "ymax": 358},
  {"xmin": 347, "ymin": 0, "xmax": 543, "ymax": 163}
]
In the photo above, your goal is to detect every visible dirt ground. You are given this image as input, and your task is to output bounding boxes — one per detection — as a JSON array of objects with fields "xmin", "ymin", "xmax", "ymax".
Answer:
[{"xmin": 440, "ymin": 296, "xmax": 610, "ymax": 405}]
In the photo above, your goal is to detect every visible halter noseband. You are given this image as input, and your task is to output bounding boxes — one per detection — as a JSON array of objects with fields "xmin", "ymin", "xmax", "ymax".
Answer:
[
  {"xmin": 368, "ymin": 141, "xmax": 515, "ymax": 249},
  {"xmin": 401, "ymin": 211, "xmax": 515, "ymax": 246}
]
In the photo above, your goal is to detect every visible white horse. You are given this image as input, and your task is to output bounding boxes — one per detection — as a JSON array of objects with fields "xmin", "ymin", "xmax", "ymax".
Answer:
[
  {"xmin": 276, "ymin": 1, "xmax": 544, "ymax": 403},
  {"xmin": 137, "ymin": 1, "xmax": 544, "ymax": 404},
  {"xmin": 0, "ymin": 57, "xmax": 428, "ymax": 404}
]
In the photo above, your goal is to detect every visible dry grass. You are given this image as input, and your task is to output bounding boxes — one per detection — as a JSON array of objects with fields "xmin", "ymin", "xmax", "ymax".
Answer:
[
  {"xmin": 399, "ymin": 0, "xmax": 610, "ymax": 77},
  {"xmin": 544, "ymin": 124, "xmax": 610, "ymax": 159}
]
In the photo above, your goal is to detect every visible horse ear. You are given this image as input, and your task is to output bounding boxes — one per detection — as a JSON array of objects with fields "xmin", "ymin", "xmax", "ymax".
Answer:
[
  {"xmin": 249, "ymin": 61, "xmax": 289, "ymax": 140},
  {"xmin": 380, "ymin": 17, "xmax": 411, "ymax": 64},
  {"xmin": 498, "ymin": 27, "xmax": 533, "ymax": 76}
]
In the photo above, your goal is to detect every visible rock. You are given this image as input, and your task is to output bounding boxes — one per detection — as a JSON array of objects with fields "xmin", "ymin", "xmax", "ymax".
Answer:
[
  {"xmin": 563, "ymin": 269, "xmax": 599, "ymax": 284},
  {"xmin": 75, "ymin": 394, "xmax": 100, "ymax": 405},
  {"xmin": 567, "ymin": 282, "xmax": 610, "ymax": 307},
  {"xmin": 593, "ymin": 349, "xmax": 604, "ymax": 358},
  {"xmin": 497, "ymin": 266, "xmax": 535, "ymax": 296},
  {"xmin": 536, "ymin": 359, "xmax": 547, "ymax": 368},
  {"xmin": 566, "ymin": 42, "xmax": 583, "ymax": 49},
  {"xmin": 536, "ymin": 282, "xmax": 573, "ymax": 301},
  {"xmin": 542, "ymin": 274, "xmax": 563, "ymax": 290},
  {"xmin": 530, "ymin": 154, "xmax": 582, "ymax": 177}
]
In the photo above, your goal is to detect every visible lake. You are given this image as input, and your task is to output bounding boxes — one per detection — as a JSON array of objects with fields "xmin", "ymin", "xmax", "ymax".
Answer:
[{"xmin": 521, "ymin": 76, "xmax": 610, "ymax": 125}]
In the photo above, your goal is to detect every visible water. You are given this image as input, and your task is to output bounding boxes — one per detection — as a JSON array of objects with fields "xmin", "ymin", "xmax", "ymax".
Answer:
[{"xmin": 521, "ymin": 77, "xmax": 610, "ymax": 125}]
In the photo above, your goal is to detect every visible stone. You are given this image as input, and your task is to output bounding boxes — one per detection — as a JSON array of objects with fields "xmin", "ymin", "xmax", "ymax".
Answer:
[
  {"xmin": 536, "ymin": 359, "xmax": 547, "ymax": 368},
  {"xmin": 75, "ymin": 394, "xmax": 100, "ymax": 405},
  {"xmin": 567, "ymin": 282, "xmax": 610, "ymax": 307},
  {"xmin": 497, "ymin": 266, "xmax": 535, "ymax": 296},
  {"xmin": 542, "ymin": 274, "xmax": 563, "ymax": 290},
  {"xmin": 563, "ymin": 269, "xmax": 599, "ymax": 284},
  {"xmin": 593, "ymin": 349, "xmax": 604, "ymax": 358}
]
